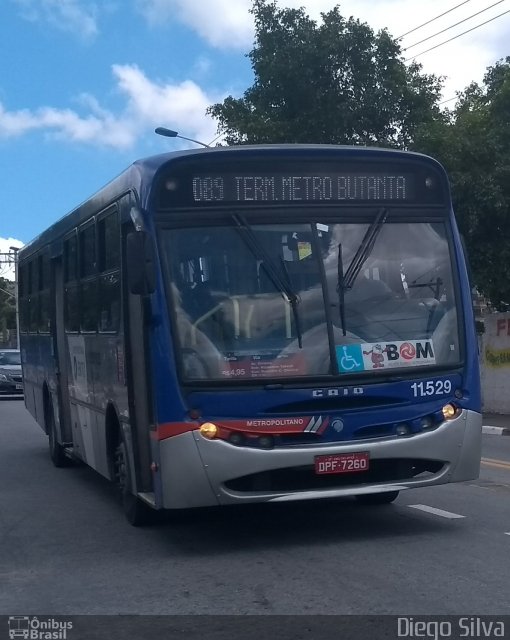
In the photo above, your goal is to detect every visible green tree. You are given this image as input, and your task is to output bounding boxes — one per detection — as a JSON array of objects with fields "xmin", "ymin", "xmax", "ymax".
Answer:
[
  {"xmin": 414, "ymin": 57, "xmax": 510, "ymax": 309},
  {"xmin": 208, "ymin": 0, "xmax": 444, "ymax": 147}
]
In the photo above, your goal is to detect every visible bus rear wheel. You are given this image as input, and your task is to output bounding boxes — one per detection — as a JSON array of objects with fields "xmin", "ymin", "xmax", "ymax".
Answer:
[
  {"xmin": 114, "ymin": 440, "xmax": 154, "ymax": 526},
  {"xmin": 355, "ymin": 491, "xmax": 400, "ymax": 505}
]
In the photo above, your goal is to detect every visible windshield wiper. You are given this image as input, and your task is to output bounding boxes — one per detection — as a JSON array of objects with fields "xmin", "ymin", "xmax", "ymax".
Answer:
[
  {"xmin": 336, "ymin": 208, "xmax": 388, "ymax": 336},
  {"xmin": 279, "ymin": 256, "xmax": 303, "ymax": 348},
  {"xmin": 337, "ymin": 243, "xmax": 347, "ymax": 336},
  {"xmin": 232, "ymin": 214, "xmax": 303, "ymax": 348},
  {"xmin": 343, "ymin": 207, "xmax": 388, "ymax": 290}
]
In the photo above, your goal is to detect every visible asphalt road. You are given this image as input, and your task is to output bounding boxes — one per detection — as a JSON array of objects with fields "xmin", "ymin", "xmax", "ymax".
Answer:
[{"xmin": 1, "ymin": 398, "xmax": 509, "ymax": 620}]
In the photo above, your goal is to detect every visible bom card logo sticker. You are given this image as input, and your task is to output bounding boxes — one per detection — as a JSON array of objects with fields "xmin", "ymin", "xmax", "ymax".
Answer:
[{"xmin": 337, "ymin": 340, "xmax": 435, "ymax": 373}]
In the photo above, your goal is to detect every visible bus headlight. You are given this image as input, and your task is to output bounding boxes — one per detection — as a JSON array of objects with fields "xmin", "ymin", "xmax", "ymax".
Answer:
[
  {"xmin": 395, "ymin": 423, "xmax": 410, "ymax": 436},
  {"xmin": 229, "ymin": 432, "xmax": 245, "ymax": 446},
  {"xmin": 442, "ymin": 403, "xmax": 457, "ymax": 420},
  {"xmin": 199, "ymin": 422, "xmax": 218, "ymax": 439},
  {"xmin": 257, "ymin": 435, "xmax": 274, "ymax": 449},
  {"xmin": 420, "ymin": 416, "xmax": 434, "ymax": 430}
]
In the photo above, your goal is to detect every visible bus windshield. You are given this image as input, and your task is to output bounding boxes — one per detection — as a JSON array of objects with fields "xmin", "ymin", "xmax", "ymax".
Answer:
[{"xmin": 162, "ymin": 217, "xmax": 459, "ymax": 381}]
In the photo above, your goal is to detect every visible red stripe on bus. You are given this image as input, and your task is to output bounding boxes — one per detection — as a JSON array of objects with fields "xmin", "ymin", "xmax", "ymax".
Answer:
[
  {"xmin": 152, "ymin": 416, "xmax": 330, "ymax": 440},
  {"xmin": 152, "ymin": 422, "xmax": 199, "ymax": 440},
  {"xmin": 217, "ymin": 417, "xmax": 330, "ymax": 434}
]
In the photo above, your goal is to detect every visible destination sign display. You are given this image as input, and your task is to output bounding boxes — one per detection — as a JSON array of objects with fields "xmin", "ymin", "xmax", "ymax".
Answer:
[
  {"xmin": 156, "ymin": 156, "xmax": 446, "ymax": 208},
  {"xmin": 191, "ymin": 172, "xmax": 412, "ymax": 203}
]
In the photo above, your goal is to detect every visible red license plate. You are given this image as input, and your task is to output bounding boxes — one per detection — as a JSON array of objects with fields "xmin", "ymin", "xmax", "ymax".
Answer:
[{"xmin": 315, "ymin": 452, "xmax": 370, "ymax": 475}]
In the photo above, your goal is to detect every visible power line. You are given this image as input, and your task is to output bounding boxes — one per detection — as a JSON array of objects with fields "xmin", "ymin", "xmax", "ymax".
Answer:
[
  {"xmin": 404, "ymin": 8, "xmax": 510, "ymax": 61},
  {"xmin": 396, "ymin": 0, "xmax": 473, "ymax": 39},
  {"xmin": 438, "ymin": 96, "xmax": 459, "ymax": 105},
  {"xmin": 404, "ymin": 0, "xmax": 506, "ymax": 51}
]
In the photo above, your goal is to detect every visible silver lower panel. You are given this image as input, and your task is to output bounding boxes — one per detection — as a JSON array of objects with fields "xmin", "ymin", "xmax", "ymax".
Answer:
[{"xmin": 157, "ymin": 409, "xmax": 482, "ymax": 509}]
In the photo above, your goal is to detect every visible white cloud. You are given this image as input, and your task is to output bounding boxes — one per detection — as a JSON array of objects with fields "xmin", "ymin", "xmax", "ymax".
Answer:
[
  {"xmin": 10, "ymin": 0, "xmax": 99, "ymax": 41},
  {"xmin": 362, "ymin": 0, "xmax": 510, "ymax": 100},
  {"xmin": 0, "ymin": 65, "xmax": 224, "ymax": 149},
  {"xmin": 0, "ymin": 104, "xmax": 38, "ymax": 137},
  {"xmin": 2, "ymin": 1, "xmax": 508, "ymax": 152},
  {"xmin": 0, "ymin": 239, "xmax": 24, "ymax": 281},
  {"xmin": 112, "ymin": 64, "xmax": 222, "ymax": 142},
  {"xmin": 294, "ymin": 1, "xmax": 509, "ymax": 101},
  {"xmin": 0, "ymin": 101, "xmax": 134, "ymax": 148},
  {"xmin": 136, "ymin": 0, "xmax": 510, "ymax": 99},
  {"xmin": 136, "ymin": 0, "xmax": 253, "ymax": 49}
]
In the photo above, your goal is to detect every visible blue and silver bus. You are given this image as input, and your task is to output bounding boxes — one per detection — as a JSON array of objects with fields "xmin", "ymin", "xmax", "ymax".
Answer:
[{"xmin": 19, "ymin": 145, "xmax": 482, "ymax": 525}]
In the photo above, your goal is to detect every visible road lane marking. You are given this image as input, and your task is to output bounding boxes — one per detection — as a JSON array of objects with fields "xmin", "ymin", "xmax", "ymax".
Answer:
[
  {"xmin": 483, "ymin": 425, "xmax": 510, "ymax": 435},
  {"xmin": 481, "ymin": 457, "xmax": 510, "ymax": 471},
  {"xmin": 407, "ymin": 504, "xmax": 465, "ymax": 519}
]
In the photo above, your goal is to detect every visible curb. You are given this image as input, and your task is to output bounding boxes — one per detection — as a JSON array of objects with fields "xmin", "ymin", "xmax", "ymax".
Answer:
[{"xmin": 483, "ymin": 425, "xmax": 510, "ymax": 436}]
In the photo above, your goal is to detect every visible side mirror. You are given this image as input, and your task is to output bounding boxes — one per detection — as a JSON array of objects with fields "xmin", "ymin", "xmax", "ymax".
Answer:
[{"xmin": 126, "ymin": 231, "xmax": 156, "ymax": 295}]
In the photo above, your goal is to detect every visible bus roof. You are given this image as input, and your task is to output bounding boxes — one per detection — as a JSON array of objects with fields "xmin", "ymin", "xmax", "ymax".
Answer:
[{"xmin": 19, "ymin": 144, "xmax": 443, "ymax": 260}]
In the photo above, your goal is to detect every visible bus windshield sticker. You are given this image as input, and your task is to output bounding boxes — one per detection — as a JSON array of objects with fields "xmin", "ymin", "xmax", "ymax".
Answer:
[
  {"xmin": 220, "ymin": 352, "xmax": 307, "ymax": 379},
  {"xmin": 336, "ymin": 340, "xmax": 435, "ymax": 373},
  {"xmin": 298, "ymin": 241, "xmax": 312, "ymax": 260}
]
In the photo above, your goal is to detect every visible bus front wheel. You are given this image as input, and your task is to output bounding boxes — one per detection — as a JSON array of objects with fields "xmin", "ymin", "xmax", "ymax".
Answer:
[
  {"xmin": 355, "ymin": 491, "xmax": 400, "ymax": 505},
  {"xmin": 114, "ymin": 440, "xmax": 154, "ymax": 526}
]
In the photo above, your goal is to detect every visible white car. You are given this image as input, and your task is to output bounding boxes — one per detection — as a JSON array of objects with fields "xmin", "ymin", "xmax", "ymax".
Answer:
[{"xmin": 0, "ymin": 349, "xmax": 23, "ymax": 395}]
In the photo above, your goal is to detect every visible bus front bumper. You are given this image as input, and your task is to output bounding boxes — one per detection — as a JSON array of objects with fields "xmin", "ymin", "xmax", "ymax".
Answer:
[{"xmin": 157, "ymin": 409, "xmax": 482, "ymax": 509}]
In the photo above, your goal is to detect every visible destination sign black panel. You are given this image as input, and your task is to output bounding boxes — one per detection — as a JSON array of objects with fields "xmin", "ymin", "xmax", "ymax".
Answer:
[
  {"xmin": 191, "ymin": 173, "xmax": 412, "ymax": 203},
  {"xmin": 156, "ymin": 156, "xmax": 446, "ymax": 208}
]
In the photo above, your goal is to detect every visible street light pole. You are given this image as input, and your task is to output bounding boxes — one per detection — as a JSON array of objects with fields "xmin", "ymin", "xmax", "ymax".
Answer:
[{"xmin": 154, "ymin": 127, "xmax": 211, "ymax": 148}]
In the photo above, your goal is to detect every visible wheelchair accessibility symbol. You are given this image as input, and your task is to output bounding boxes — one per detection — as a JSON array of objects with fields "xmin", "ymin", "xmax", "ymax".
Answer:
[{"xmin": 336, "ymin": 345, "xmax": 365, "ymax": 373}]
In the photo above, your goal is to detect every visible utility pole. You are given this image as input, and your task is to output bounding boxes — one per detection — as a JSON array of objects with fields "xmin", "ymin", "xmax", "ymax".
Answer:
[
  {"xmin": 10, "ymin": 247, "xmax": 20, "ymax": 348},
  {"xmin": 0, "ymin": 248, "xmax": 20, "ymax": 348}
]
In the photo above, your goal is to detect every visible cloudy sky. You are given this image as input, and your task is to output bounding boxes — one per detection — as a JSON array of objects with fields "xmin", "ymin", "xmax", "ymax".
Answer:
[{"xmin": 1, "ymin": 0, "xmax": 509, "ymax": 278}]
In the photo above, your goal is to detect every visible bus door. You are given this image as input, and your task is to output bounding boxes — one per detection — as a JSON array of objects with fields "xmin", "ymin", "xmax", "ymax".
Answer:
[
  {"xmin": 51, "ymin": 252, "xmax": 73, "ymax": 445},
  {"xmin": 123, "ymin": 216, "xmax": 153, "ymax": 493}
]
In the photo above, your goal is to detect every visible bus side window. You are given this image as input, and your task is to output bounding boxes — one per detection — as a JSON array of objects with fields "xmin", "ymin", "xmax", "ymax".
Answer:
[
  {"xmin": 98, "ymin": 211, "xmax": 121, "ymax": 333},
  {"xmin": 79, "ymin": 222, "xmax": 97, "ymax": 332},
  {"xmin": 19, "ymin": 262, "xmax": 29, "ymax": 333},
  {"xmin": 38, "ymin": 252, "xmax": 51, "ymax": 333},
  {"xmin": 64, "ymin": 234, "xmax": 80, "ymax": 333},
  {"xmin": 28, "ymin": 260, "xmax": 38, "ymax": 333}
]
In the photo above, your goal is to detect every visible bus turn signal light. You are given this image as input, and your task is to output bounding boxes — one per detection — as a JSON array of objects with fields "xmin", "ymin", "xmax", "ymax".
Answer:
[
  {"xmin": 442, "ymin": 403, "xmax": 457, "ymax": 420},
  {"xmin": 200, "ymin": 422, "xmax": 218, "ymax": 439}
]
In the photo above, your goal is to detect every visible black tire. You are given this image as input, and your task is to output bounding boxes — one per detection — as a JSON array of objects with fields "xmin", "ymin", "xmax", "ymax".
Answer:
[
  {"xmin": 355, "ymin": 491, "xmax": 400, "ymax": 505},
  {"xmin": 47, "ymin": 404, "xmax": 69, "ymax": 468},
  {"xmin": 114, "ymin": 440, "xmax": 154, "ymax": 526}
]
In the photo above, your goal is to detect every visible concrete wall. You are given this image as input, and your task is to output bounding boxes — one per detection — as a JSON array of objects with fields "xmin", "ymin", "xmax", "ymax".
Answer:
[{"xmin": 480, "ymin": 312, "xmax": 510, "ymax": 414}]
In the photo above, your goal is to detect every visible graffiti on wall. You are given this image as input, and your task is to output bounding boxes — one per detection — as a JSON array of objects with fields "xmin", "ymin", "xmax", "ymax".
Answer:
[
  {"xmin": 485, "ymin": 347, "xmax": 510, "ymax": 368},
  {"xmin": 480, "ymin": 313, "xmax": 510, "ymax": 412},
  {"xmin": 484, "ymin": 316, "xmax": 510, "ymax": 368}
]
